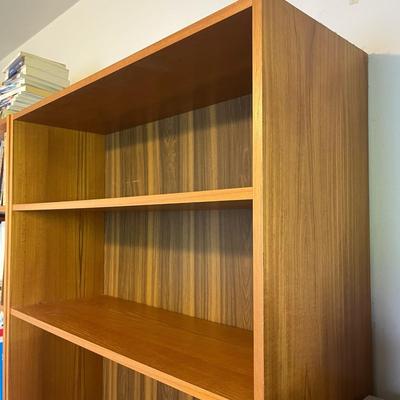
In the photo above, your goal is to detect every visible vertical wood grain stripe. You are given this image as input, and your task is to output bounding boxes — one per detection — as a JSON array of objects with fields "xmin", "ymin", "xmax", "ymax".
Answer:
[
  {"xmin": 104, "ymin": 96, "xmax": 253, "ymax": 399},
  {"xmin": 260, "ymin": 0, "xmax": 372, "ymax": 398},
  {"xmin": 105, "ymin": 96, "xmax": 252, "ymax": 198}
]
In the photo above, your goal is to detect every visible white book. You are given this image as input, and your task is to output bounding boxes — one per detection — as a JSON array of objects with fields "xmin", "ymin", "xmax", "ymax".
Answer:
[
  {"xmin": 13, "ymin": 92, "xmax": 43, "ymax": 104},
  {"xmin": 0, "ymin": 84, "xmax": 53, "ymax": 103},
  {"xmin": 11, "ymin": 97, "xmax": 38, "ymax": 108},
  {"xmin": 12, "ymin": 74, "xmax": 67, "ymax": 91},
  {"xmin": 3, "ymin": 51, "xmax": 67, "ymax": 74},
  {"xmin": 7, "ymin": 94, "xmax": 40, "ymax": 109},
  {"xmin": 17, "ymin": 64, "xmax": 69, "ymax": 83}
]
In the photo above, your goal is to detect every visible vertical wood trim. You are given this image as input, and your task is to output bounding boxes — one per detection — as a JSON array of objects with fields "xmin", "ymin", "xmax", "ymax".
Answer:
[
  {"xmin": 252, "ymin": 1, "xmax": 265, "ymax": 399},
  {"xmin": 4, "ymin": 115, "xmax": 13, "ymax": 400}
]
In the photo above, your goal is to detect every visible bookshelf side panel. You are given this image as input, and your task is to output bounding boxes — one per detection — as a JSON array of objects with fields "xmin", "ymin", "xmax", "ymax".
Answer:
[
  {"xmin": 9, "ymin": 210, "xmax": 104, "ymax": 307},
  {"xmin": 12, "ymin": 121, "xmax": 105, "ymax": 203},
  {"xmin": 253, "ymin": 0, "xmax": 372, "ymax": 398},
  {"xmin": 9, "ymin": 317, "xmax": 102, "ymax": 400},
  {"xmin": 8, "ymin": 123, "xmax": 106, "ymax": 399},
  {"xmin": 7, "ymin": 210, "xmax": 105, "ymax": 399}
]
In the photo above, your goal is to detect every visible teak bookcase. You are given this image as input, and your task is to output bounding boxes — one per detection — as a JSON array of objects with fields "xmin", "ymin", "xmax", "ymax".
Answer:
[{"xmin": 2, "ymin": 0, "xmax": 372, "ymax": 399}]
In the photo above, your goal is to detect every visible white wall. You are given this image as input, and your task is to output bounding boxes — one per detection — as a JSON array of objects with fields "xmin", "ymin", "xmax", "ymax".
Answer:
[
  {"xmin": 0, "ymin": 0, "xmax": 235, "ymax": 83},
  {"xmin": 2, "ymin": 0, "xmax": 400, "ymax": 83},
  {"xmin": 369, "ymin": 54, "xmax": 400, "ymax": 400}
]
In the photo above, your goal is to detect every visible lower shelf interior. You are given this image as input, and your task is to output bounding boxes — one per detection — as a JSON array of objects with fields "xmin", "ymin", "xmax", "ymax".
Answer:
[
  {"xmin": 9, "ymin": 206, "xmax": 253, "ymax": 400},
  {"xmin": 11, "ymin": 296, "xmax": 253, "ymax": 400}
]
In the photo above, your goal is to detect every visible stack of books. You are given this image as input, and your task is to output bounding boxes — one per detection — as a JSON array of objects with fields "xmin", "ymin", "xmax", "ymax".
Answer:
[{"xmin": 0, "ymin": 52, "xmax": 69, "ymax": 117}]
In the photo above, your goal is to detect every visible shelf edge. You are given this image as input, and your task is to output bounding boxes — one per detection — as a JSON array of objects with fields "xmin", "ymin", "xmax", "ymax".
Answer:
[{"xmin": 13, "ymin": 187, "xmax": 253, "ymax": 212}]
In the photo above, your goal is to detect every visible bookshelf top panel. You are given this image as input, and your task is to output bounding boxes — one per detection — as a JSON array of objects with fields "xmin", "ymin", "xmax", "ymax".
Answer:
[{"xmin": 14, "ymin": 1, "xmax": 252, "ymax": 134}]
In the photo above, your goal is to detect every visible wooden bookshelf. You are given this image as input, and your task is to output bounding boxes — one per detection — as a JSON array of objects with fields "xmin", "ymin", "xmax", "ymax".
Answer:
[
  {"xmin": 13, "ymin": 188, "xmax": 253, "ymax": 212},
  {"xmin": 12, "ymin": 296, "xmax": 253, "ymax": 400},
  {"xmin": 4, "ymin": 0, "xmax": 372, "ymax": 399}
]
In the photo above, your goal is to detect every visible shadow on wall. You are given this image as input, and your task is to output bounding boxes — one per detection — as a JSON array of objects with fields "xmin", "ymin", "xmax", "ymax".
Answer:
[
  {"xmin": 373, "ymin": 320, "xmax": 400, "ymax": 400},
  {"xmin": 369, "ymin": 54, "xmax": 400, "ymax": 400}
]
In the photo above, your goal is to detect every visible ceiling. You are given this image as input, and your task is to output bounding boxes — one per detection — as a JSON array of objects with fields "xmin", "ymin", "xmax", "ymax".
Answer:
[{"xmin": 0, "ymin": 0, "xmax": 79, "ymax": 60}]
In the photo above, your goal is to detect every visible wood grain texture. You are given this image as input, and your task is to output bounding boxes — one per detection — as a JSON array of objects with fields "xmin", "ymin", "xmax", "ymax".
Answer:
[
  {"xmin": 8, "ymin": 120, "xmax": 106, "ymax": 399},
  {"xmin": 253, "ymin": 0, "xmax": 372, "ymax": 398},
  {"xmin": 9, "ymin": 211, "xmax": 104, "ymax": 307},
  {"xmin": 13, "ymin": 187, "xmax": 253, "ymax": 211},
  {"xmin": 7, "ymin": 211, "xmax": 105, "ymax": 400},
  {"xmin": 3, "ymin": 115, "xmax": 12, "ymax": 400},
  {"xmin": 103, "ymin": 208, "xmax": 252, "ymax": 399},
  {"xmin": 12, "ymin": 121, "xmax": 105, "ymax": 204},
  {"xmin": 104, "ymin": 209, "xmax": 253, "ymax": 330},
  {"xmin": 105, "ymin": 95, "xmax": 252, "ymax": 196},
  {"xmin": 12, "ymin": 296, "xmax": 253, "ymax": 400},
  {"xmin": 103, "ymin": 361, "xmax": 195, "ymax": 400},
  {"xmin": 102, "ymin": 94, "xmax": 252, "ymax": 400},
  {"xmin": 7, "ymin": 210, "xmax": 105, "ymax": 399},
  {"xmin": 14, "ymin": 3, "xmax": 251, "ymax": 134},
  {"xmin": 0, "ymin": 118, "xmax": 6, "ymax": 138},
  {"xmin": 251, "ymin": 0, "xmax": 265, "ymax": 397},
  {"xmin": 5, "ymin": 1, "xmax": 373, "ymax": 398},
  {"xmin": 9, "ymin": 317, "xmax": 102, "ymax": 400}
]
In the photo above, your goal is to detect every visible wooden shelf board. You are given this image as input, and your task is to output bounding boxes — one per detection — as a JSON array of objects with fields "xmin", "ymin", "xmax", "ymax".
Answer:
[
  {"xmin": 13, "ymin": 187, "xmax": 253, "ymax": 212},
  {"xmin": 12, "ymin": 296, "xmax": 253, "ymax": 400},
  {"xmin": 14, "ymin": 1, "xmax": 252, "ymax": 134}
]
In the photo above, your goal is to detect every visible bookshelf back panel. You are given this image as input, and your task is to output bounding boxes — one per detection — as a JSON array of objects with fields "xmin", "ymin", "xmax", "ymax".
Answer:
[
  {"xmin": 105, "ymin": 95, "xmax": 252, "ymax": 197},
  {"xmin": 9, "ymin": 211, "xmax": 104, "ymax": 307},
  {"xmin": 12, "ymin": 121, "xmax": 105, "ymax": 203},
  {"xmin": 103, "ymin": 206, "xmax": 252, "ymax": 399},
  {"xmin": 104, "ymin": 208, "xmax": 253, "ymax": 330},
  {"xmin": 9, "ymin": 317, "xmax": 102, "ymax": 400},
  {"xmin": 103, "ymin": 360, "xmax": 195, "ymax": 400}
]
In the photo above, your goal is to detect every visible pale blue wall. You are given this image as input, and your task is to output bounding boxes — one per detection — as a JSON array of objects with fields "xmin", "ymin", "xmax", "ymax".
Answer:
[{"xmin": 369, "ymin": 54, "xmax": 400, "ymax": 400}]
